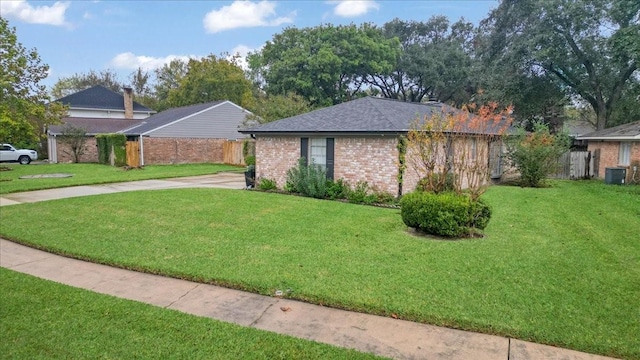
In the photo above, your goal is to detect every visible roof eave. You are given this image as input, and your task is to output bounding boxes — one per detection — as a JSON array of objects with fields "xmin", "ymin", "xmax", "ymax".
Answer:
[{"xmin": 577, "ymin": 135, "xmax": 640, "ymax": 141}]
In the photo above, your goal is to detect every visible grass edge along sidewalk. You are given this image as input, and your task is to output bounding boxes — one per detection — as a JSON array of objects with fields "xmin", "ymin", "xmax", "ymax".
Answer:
[
  {"xmin": 0, "ymin": 181, "xmax": 638, "ymax": 358},
  {"xmin": 0, "ymin": 268, "xmax": 384, "ymax": 359}
]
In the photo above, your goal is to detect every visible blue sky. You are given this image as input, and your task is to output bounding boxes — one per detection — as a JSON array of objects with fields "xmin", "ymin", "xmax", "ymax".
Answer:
[{"xmin": 3, "ymin": 0, "xmax": 499, "ymax": 90}]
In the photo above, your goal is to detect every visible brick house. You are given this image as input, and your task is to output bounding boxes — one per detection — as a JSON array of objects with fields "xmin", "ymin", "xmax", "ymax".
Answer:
[
  {"xmin": 124, "ymin": 101, "xmax": 252, "ymax": 165},
  {"xmin": 49, "ymin": 96, "xmax": 252, "ymax": 165},
  {"xmin": 577, "ymin": 120, "xmax": 640, "ymax": 183},
  {"xmin": 48, "ymin": 85, "xmax": 154, "ymax": 163},
  {"xmin": 239, "ymin": 97, "xmax": 507, "ymax": 196}
]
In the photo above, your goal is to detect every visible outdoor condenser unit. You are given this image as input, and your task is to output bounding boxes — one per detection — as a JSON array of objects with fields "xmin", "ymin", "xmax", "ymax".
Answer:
[{"xmin": 604, "ymin": 167, "xmax": 626, "ymax": 185}]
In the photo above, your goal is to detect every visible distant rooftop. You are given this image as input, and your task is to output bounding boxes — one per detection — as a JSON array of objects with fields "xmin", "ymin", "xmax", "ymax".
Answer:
[{"xmin": 54, "ymin": 85, "xmax": 154, "ymax": 113}]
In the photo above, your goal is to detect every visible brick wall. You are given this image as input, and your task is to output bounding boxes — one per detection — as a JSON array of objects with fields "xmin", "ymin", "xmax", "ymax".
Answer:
[
  {"xmin": 334, "ymin": 136, "xmax": 399, "ymax": 195},
  {"xmin": 142, "ymin": 137, "xmax": 226, "ymax": 165},
  {"xmin": 255, "ymin": 136, "xmax": 300, "ymax": 187},
  {"xmin": 588, "ymin": 141, "xmax": 640, "ymax": 182},
  {"xmin": 256, "ymin": 135, "xmax": 401, "ymax": 196},
  {"xmin": 55, "ymin": 137, "xmax": 98, "ymax": 163}
]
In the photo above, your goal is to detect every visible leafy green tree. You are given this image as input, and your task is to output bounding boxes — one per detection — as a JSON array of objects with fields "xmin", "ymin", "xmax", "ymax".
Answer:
[
  {"xmin": 371, "ymin": 16, "xmax": 477, "ymax": 105},
  {"xmin": 506, "ymin": 122, "xmax": 571, "ymax": 187},
  {"xmin": 480, "ymin": 0, "xmax": 639, "ymax": 130},
  {"xmin": 153, "ymin": 59, "xmax": 188, "ymax": 111},
  {"xmin": 167, "ymin": 55, "xmax": 255, "ymax": 110},
  {"xmin": 248, "ymin": 24, "xmax": 400, "ymax": 107},
  {"xmin": 0, "ymin": 17, "xmax": 64, "ymax": 152},
  {"xmin": 51, "ymin": 69, "xmax": 122, "ymax": 99},
  {"xmin": 244, "ymin": 92, "xmax": 311, "ymax": 127}
]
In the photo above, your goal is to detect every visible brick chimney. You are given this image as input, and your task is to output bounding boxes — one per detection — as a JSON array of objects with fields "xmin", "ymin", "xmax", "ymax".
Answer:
[{"xmin": 123, "ymin": 86, "xmax": 133, "ymax": 119}]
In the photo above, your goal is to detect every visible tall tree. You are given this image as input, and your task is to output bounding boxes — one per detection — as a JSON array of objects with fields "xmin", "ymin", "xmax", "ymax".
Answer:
[
  {"xmin": 244, "ymin": 92, "xmax": 311, "ymax": 127},
  {"xmin": 51, "ymin": 69, "xmax": 122, "ymax": 99},
  {"xmin": 0, "ymin": 17, "xmax": 65, "ymax": 151},
  {"xmin": 166, "ymin": 55, "xmax": 255, "ymax": 110},
  {"xmin": 153, "ymin": 59, "xmax": 188, "ymax": 111},
  {"xmin": 248, "ymin": 24, "xmax": 401, "ymax": 107},
  {"xmin": 480, "ymin": 0, "xmax": 639, "ymax": 130},
  {"xmin": 369, "ymin": 17, "xmax": 477, "ymax": 105}
]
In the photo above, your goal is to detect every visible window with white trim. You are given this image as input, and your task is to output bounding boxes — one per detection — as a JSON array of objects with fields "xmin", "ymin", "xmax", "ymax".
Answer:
[
  {"xmin": 619, "ymin": 142, "xmax": 631, "ymax": 166},
  {"xmin": 309, "ymin": 138, "xmax": 327, "ymax": 168}
]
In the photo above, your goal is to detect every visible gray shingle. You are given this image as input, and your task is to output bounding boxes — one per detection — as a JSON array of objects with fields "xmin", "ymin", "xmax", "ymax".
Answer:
[
  {"xmin": 49, "ymin": 118, "xmax": 144, "ymax": 136},
  {"xmin": 240, "ymin": 97, "xmax": 501, "ymax": 134},
  {"xmin": 578, "ymin": 120, "xmax": 640, "ymax": 139},
  {"xmin": 54, "ymin": 85, "xmax": 154, "ymax": 112}
]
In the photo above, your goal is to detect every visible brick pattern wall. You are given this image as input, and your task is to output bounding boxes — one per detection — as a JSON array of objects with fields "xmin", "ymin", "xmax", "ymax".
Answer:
[
  {"xmin": 142, "ymin": 137, "xmax": 226, "ymax": 165},
  {"xmin": 256, "ymin": 135, "xmax": 401, "ymax": 196},
  {"xmin": 588, "ymin": 141, "xmax": 640, "ymax": 182},
  {"xmin": 255, "ymin": 136, "xmax": 300, "ymax": 187},
  {"xmin": 56, "ymin": 137, "xmax": 98, "ymax": 163},
  {"xmin": 334, "ymin": 137, "xmax": 399, "ymax": 195}
]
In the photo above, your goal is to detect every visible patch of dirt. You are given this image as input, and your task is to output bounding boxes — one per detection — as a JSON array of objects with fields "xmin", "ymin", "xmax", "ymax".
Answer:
[{"xmin": 0, "ymin": 166, "xmax": 12, "ymax": 171}]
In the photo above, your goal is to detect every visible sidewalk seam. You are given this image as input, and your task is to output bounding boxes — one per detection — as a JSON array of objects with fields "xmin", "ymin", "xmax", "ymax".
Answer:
[
  {"xmin": 165, "ymin": 284, "xmax": 200, "ymax": 308},
  {"xmin": 508, "ymin": 337, "xmax": 511, "ymax": 360}
]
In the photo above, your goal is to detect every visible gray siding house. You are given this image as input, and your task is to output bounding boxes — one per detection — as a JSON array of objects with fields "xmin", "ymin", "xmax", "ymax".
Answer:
[{"xmin": 125, "ymin": 100, "xmax": 252, "ymax": 165}]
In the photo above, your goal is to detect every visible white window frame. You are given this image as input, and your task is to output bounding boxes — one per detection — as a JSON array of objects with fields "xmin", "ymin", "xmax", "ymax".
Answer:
[
  {"xmin": 309, "ymin": 138, "xmax": 327, "ymax": 168},
  {"xmin": 619, "ymin": 142, "xmax": 631, "ymax": 166}
]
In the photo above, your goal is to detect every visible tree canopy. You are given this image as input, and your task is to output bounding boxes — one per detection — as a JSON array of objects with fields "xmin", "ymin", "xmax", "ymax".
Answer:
[
  {"xmin": 51, "ymin": 69, "xmax": 122, "ymax": 99},
  {"xmin": 480, "ymin": 0, "xmax": 639, "ymax": 130},
  {"xmin": 248, "ymin": 24, "xmax": 401, "ymax": 107},
  {"xmin": 0, "ymin": 17, "xmax": 65, "ymax": 150},
  {"xmin": 166, "ymin": 55, "xmax": 255, "ymax": 110}
]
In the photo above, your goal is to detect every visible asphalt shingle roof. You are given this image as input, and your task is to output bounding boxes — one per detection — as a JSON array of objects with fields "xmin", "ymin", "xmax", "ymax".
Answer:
[
  {"xmin": 578, "ymin": 120, "xmax": 640, "ymax": 140},
  {"xmin": 49, "ymin": 118, "xmax": 144, "ymax": 136},
  {"xmin": 54, "ymin": 85, "xmax": 154, "ymax": 112},
  {"xmin": 123, "ymin": 101, "xmax": 225, "ymax": 135},
  {"xmin": 240, "ymin": 96, "xmax": 507, "ymax": 135}
]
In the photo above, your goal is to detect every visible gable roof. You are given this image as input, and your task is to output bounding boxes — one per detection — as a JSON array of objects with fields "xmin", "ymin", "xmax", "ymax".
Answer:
[
  {"xmin": 577, "ymin": 120, "xmax": 640, "ymax": 141},
  {"xmin": 55, "ymin": 85, "xmax": 154, "ymax": 113},
  {"xmin": 48, "ymin": 117, "xmax": 144, "ymax": 136},
  {"xmin": 239, "ymin": 96, "xmax": 508, "ymax": 135},
  {"xmin": 123, "ymin": 101, "xmax": 229, "ymax": 135}
]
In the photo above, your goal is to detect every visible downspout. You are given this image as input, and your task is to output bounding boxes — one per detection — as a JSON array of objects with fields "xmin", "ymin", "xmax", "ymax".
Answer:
[{"xmin": 139, "ymin": 135, "xmax": 145, "ymax": 166}]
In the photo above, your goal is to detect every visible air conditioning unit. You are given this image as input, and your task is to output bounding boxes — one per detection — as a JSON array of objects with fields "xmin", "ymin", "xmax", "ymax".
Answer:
[{"xmin": 604, "ymin": 167, "xmax": 626, "ymax": 185}]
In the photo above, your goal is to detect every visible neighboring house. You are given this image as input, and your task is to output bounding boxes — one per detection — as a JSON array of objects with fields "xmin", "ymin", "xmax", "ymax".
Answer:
[
  {"xmin": 54, "ymin": 85, "xmax": 155, "ymax": 119},
  {"xmin": 123, "ymin": 100, "xmax": 252, "ymax": 165},
  {"xmin": 239, "ymin": 96, "xmax": 508, "ymax": 196},
  {"xmin": 48, "ymin": 85, "xmax": 155, "ymax": 163},
  {"xmin": 577, "ymin": 120, "xmax": 640, "ymax": 182}
]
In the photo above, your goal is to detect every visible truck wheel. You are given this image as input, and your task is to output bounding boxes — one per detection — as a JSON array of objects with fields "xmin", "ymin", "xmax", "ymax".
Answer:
[{"xmin": 18, "ymin": 155, "xmax": 31, "ymax": 165}]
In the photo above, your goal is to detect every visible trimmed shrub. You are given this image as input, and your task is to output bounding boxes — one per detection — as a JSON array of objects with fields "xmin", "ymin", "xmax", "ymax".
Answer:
[
  {"xmin": 326, "ymin": 179, "xmax": 350, "ymax": 200},
  {"xmin": 258, "ymin": 178, "xmax": 277, "ymax": 191},
  {"xmin": 400, "ymin": 191, "xmax": 492, "ymax": 237}
]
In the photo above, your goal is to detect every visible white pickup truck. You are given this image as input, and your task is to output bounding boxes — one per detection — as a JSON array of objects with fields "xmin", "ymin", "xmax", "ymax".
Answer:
[{"xmin": 0, "ymin": 144, "xmax": 38, "ymax": 164}]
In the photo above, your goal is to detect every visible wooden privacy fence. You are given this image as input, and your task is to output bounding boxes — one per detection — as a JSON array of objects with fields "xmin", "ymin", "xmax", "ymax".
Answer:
[
  {"xmin": 223, "ymin": 140, "xmax": 246, "ymax": 165},
  {"xmin": 126, "ymin": 141, "xmax": 140, "ymax": 167},
  {"xmin": 554, "ymin": 151, "xmax": 593, "ymax": 179}
]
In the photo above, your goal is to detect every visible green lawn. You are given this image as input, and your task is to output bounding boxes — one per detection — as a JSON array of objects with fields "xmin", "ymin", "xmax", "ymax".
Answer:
[
  {"xmin": 0, "ymin": 181, "xmax": 638, "ymax": 358},
  {"xmin": 0, "ymin": 268, "xmax": 382, "ymax": 359},
  {"xmin": 0, "ymin": 163, "xmax": 242, "ymax": 194}
]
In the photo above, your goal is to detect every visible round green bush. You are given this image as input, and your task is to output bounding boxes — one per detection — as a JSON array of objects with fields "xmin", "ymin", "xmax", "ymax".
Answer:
[{"xmin": 400, "ymin": 191, "xmax": 492, "ymax": 237}]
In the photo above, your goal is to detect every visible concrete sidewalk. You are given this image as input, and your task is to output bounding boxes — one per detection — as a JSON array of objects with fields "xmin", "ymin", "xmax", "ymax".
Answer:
[
  {"xmin": 0, "ymin": 172, "xmax": 246, "ymax": 206},
  {"xmin": 0, "ymin": 239, "xmax": 615, "ymax": 360}
]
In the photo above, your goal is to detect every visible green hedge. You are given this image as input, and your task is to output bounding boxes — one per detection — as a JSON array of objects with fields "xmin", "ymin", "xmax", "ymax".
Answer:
[
  {"xmin": 400, "ymin": 191, "xmax": 492, "ymax": 237},
  {"xmin": 96, "ymin": 134, "xmax": 127, "ymax": 166}
]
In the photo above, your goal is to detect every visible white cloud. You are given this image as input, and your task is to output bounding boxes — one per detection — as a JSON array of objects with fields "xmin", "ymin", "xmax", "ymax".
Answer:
[
  {"xmin": 0, "ymin": 0, "xmax": 70, "ymax": 26},
  {"xmin": 82, "ymin": 11, "xmax": 92, "ymax": 20},
  {"xmin": 203, "ymin": 0, "xmax": 294, "ymax": 34},
  {"xmin": 110, "ymin": 52, "xmax": 200, "ymax": 71},
  {"xmin": 226, "ymin": 45, "xmax": 258, "ymax": 71},
  {"xmin": 327, "ymin": 0, "xmax": 379, "ymax": 17}
]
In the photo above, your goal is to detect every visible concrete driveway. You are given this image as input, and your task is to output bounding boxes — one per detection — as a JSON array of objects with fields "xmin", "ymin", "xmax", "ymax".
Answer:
[{"xmin": 0, "ymin": 172, "xmax": 245, "ymax": 206}]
